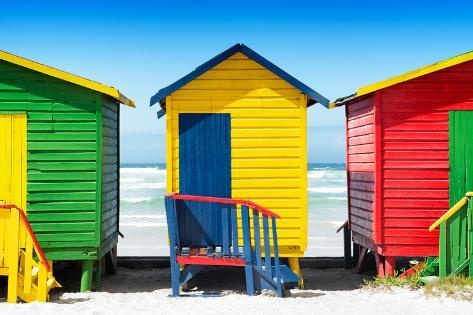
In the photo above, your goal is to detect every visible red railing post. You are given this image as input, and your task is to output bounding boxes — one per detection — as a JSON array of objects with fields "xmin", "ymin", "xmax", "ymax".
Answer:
[{"xmin": 0, "ymin": 204, "xmax": 51, "ymax": 272}]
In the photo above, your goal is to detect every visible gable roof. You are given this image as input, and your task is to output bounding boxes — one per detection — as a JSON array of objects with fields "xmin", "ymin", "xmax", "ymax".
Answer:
[
  {"xmin": 150, "ymin": 43, "xmax": 329, "ymax": 113},
  {"xmin": 331, "ymin": 50, "xmax": 473, "ymax": 108},
  {"xmin": 0, "ymin": 50, "xmax": 135, "ymax": 107}
]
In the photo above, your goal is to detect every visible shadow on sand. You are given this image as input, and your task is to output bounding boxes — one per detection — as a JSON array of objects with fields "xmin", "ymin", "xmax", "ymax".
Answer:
[{"xmin": 46, "ymin": 262, "xmax": 374, "ymax": 301}]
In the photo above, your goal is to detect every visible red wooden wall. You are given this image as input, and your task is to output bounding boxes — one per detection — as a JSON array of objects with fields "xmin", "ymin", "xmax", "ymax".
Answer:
[
  {"xmin": 379, "ymin": 60, "xmax": 473, "ymax": 256},
  {"xmin": 346, "ymin": 60, "xmax": 473, "ymax": 257},
  {"xmin": 346, "ymin": 96, "xmax": 376, "ymax": 249}
]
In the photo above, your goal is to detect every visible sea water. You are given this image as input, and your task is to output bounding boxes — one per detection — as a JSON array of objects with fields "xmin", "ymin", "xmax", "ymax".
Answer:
[{"xmin": 119, "ymin": 163, "xmax": 347, "ymax": 257}]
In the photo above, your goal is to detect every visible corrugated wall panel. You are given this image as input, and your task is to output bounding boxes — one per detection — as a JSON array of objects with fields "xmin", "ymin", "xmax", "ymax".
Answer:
[{"xmin": 167, "ymin": 52, "xmax": 308, "ymax": 255}]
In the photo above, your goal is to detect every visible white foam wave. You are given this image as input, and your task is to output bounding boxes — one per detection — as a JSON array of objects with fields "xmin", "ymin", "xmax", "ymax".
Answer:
[
  {"xmin": 121, "ymin": 182, "xmax": 166, "ymax": 190},
  {"xmin": 326, "ymin": 220, "xmax": 346, "ymax": 228},
  {"xmin": 307, "ymin": 170, "xmax": 346, "ymax": 180},
  {"xmin": 308, "ymin": 187, "xmax": 347, "ymax": 194},
  {"xmin": 121, "ymin": 214, "xmax": 166, "ymax": 220},
  {"xmin": 120, "ymin": 222, "xmax": 168, "ymax": 228},
  {"xmin": 121, "ymin": 178, "xmax": 143, "ymax": 183},
  {"xmin": 121, "ymin": 197, "xmax": 155, "ymax": 203},
  {"xmin": 120, "ymin": 168, "xmax": 166, "ymax": 175}
]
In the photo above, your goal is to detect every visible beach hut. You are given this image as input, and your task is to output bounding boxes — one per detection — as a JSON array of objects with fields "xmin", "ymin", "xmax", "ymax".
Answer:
[
  {"xmin": 331, "ymin": 51, "xmax": 473, "ymax": 276},
  {"xmin": 150, "ymin": 44, "xmax": 329, "ymax": 280},
  {"xmin": 0, "ymin": 49, "xmax": 134, "ymax": 299}
]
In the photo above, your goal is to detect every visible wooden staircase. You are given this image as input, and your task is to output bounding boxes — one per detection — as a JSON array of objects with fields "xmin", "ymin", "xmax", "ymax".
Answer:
[
  {"xmin": 429, "ymin": 192, "xmax": 473, "ymax": 277},
  {"xmin": 0, "ymin": 204, "xmax": 60, "ymax": 303},
  {"xmin": 164, "ymin": 193, "xmax": 300, "ymax": 297}
]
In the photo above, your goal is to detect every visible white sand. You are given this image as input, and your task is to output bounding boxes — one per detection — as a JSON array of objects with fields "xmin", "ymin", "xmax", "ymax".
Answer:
[{"xmin": 1, "ymin": 267, "xmax": 471, "ymax": 314}]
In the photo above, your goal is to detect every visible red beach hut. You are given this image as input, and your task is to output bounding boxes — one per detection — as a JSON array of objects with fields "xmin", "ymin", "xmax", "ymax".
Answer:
[{"xmin": 331, "ymin": 51, "xmax": 473, "ymax": 276}]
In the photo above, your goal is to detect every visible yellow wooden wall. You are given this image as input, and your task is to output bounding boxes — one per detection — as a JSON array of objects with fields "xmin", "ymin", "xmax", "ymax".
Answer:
[{"xmin": 166, "ymin": 52, "xmax": 308, "ymax": 257}]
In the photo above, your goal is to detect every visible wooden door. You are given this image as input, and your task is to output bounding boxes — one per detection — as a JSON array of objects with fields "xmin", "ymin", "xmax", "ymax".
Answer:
[
  {"xmin": 447, "ymin": 111, "xmax": 473, "ymax": 274},
  {"xmin": 178, "ymin": 113, "xmax": 231, "ymax": 246},
  {"xmin": 0, "ymin": 114, "xmax": 27, "ymax": 268}
]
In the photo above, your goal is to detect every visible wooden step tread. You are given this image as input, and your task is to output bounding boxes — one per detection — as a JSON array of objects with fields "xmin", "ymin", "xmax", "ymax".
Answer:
[
  {"xmin": 179, "ymin": 246, "xmax": 244, "ymax": 259},
  {"xmin": 176, "ymin": 255, "xmax": 245, "ymax": 266}
]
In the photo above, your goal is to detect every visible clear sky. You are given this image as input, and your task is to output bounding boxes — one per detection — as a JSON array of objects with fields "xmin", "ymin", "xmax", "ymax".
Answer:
[{"xmin": 1, "ymin": 1, "xmax": 472, "ymax": 163}]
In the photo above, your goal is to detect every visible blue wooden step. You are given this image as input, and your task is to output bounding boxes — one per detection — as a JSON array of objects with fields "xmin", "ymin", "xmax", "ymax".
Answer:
[
  {"xmin": 165, "ymin": 193, "xmax": 291, "ymax": 297},
  {"xmin": 272, "ymin": 264, "xmax": 300, "ymax": 284}
]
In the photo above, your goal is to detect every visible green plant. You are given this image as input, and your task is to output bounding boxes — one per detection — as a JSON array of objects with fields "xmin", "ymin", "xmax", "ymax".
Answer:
[
  {"xmin": 424, "ymin": 276, "xmax": 473, "ymax": 301},
  {"xmin": 363, "ymin": 268, "xmax": 423, "ymax": 290}
]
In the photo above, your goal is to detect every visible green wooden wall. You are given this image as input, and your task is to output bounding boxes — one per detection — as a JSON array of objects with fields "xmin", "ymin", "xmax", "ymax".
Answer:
[
  {"xmin": 100, "ymin": 96, "xmax": 119, "ymax": 257},
  {"xmin": 0, "ymin": 60, "xmax": 119, "ymax": 261}
]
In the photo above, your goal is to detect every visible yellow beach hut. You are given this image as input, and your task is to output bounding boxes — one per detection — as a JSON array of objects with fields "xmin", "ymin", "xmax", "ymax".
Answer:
[{"xmin": 150, "ymin": 44, "xmax": 329, "ymax": 279}]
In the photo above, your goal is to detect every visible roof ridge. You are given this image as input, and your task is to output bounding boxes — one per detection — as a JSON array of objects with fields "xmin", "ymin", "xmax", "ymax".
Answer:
[{"xmin": 150, "ymin": 44, "xmax": 329, "ymax": 110}]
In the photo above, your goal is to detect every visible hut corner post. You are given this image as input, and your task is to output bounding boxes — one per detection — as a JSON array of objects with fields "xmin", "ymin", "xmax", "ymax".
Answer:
[
  {"xmin": 80, "ymin": 96, "xmax": 104, "ymax": 293},
  {"xmin": 288, "ymin": 94, "xmax": 308, "ymax": 288},
  {"xmin": 95, "ymin": 96, "xmax": 103, "ymax": 291},
  {"xmin": 81, "ymin": 260, "xmax": 94, "ymax": 292},
  {"xmin": 80, "ymin": 259, "xmax": 101, "ymax": 292},
  {"xmin": 344, "ymin": 96, "xmax": 353, "ymax": 269},
  {"xmin": 165, "ymin": 96, "xmax": 173, "ymax": 194},
  {"xmin": 373, "ymin": 92, "xmax": 396, "ymax": 277}
]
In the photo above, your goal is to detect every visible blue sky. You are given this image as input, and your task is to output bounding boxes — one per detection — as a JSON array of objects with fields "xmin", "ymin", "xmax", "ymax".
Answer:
[{"xmin": 1, "ymin": 1, "xmax": 472, "ymax": 163}]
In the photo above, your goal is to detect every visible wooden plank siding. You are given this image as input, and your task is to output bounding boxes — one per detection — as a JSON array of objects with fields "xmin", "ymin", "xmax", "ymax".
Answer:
[
  {"xmin": 166, "ymin": 52, "xmax": 308, "ymax": 256},
  {"xmin": 0, "ymin": 60, "xmax": 101, "ymax": 260},
  {"xmin": 346, "ymin": 96, "xmax": 376, "ymax": 247},
  {"xmin": 100, "ymin": 96, "xmax": 119, "ymax": 256},
  {"xmin": 378, "ymin": 60, "xmax": 473, "ymax": 256}
]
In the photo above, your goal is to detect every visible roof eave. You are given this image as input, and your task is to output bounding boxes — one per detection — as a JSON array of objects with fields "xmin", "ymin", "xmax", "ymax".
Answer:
[
  {"xmin": 150, "ymin": 43, "xmax": 330, "ymax": 110},
  {"xmin": 149, "ymin": 44, "xmax": 242, "ymax": 107},
  {"xmin": 354, "ymin": 50, "xmax": 473, "ymax": 101},
  {"xmin": 239, "ymin": 44, "xmax": 330, "ymax": 108},
  {"xmin": 331, "ymin": 51, "xmax": 473, "ymax": 109},
  {"xmin": 329, "ymin": 93, "xmax": 359, "ymax": 108},
  {"xmin": 0, "ymin": 50, "xmax": 135, "ymax": 108},
  {"xmin": 118, "ymin": 93, "xmax": 136, "ymax": 108}
]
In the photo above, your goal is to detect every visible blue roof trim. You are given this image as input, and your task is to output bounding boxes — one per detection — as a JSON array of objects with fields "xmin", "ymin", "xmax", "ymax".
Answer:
[
  {"xmin": 157, "ymin": 109, "xmax": 166, "ymax": 119},
  {"xmin": 239, "ymin": 45, "xmax": 329, "ymax": 108},
  {"xmin": 149, "ymin": 43, "xmax": 329, "ymax": 109}
]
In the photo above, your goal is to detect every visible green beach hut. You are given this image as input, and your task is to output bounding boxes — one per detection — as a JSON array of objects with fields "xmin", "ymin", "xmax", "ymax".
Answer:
[{"xmin": 0, "ymin": 50, "xmax": 134, "ymax": 292}]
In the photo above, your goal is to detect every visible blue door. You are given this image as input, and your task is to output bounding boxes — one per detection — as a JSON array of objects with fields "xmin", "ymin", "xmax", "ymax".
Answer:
[{"xmin": 178, "ymin": 113, "xmax": 231, "ymax": 246}]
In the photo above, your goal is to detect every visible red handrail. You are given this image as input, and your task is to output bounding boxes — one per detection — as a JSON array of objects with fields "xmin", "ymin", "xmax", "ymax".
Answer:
[
  {"xmin": 0, "ymin": 204, "xmax": 51, "ymax": 272},
  {"xmin": 165, "ymin": 193, "xmax": 281, "ymax": 219}
]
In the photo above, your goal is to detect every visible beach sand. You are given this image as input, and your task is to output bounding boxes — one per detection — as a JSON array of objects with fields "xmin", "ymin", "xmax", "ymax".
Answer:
[{"xmin": 1, "ymin": 267, "xmax": 471, "ymax": 314}]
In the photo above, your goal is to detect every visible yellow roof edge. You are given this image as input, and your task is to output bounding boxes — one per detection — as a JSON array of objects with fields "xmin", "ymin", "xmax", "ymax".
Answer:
[
  {"xmin": 0, "ymin": 50, "xmax": 135, "ymax": 107},
  {"xmin": 118, "ymin": 93, "xmax": 136, "ymax": 108},
  {"xmin": 357, "ymin": 50, "xmax": 473, "ymax": 98}
]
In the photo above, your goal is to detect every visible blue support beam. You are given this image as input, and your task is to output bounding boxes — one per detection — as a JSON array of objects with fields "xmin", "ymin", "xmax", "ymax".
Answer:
[
  {"xmin": 231, "ymin": 205, "xmax": 240, "ymax": 257},
  {"xmin": 242, "ymin": 205, "xmax": 255, "ymax": 296},
  {"xmin": 179, "ymin": 265, "xmax": 206, "ymax": 286}
]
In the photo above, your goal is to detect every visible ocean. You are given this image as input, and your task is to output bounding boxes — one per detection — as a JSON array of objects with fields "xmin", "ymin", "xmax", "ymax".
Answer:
[{"xmin": 119, "ymin": 163, "xmax": 347, "ymax": 257}]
